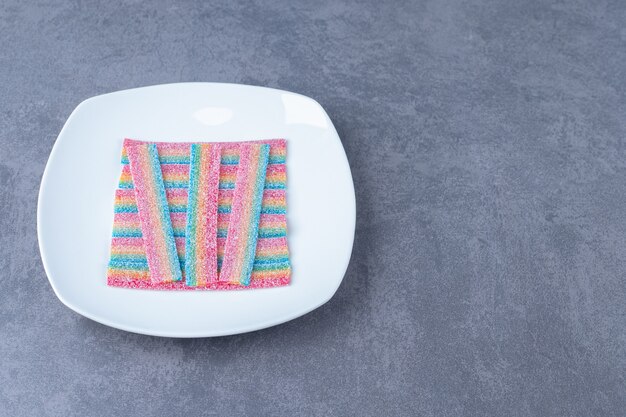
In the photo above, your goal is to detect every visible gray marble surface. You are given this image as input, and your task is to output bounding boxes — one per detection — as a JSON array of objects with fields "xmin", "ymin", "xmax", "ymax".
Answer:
[{"xmin": 1, "ymin": 0, "xmax": 625, "ymax": 416}]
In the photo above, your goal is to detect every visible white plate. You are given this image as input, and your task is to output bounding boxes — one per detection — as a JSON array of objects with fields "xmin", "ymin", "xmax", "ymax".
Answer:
[{"xmin": 37, "ymin": 83, "xmax": 355, "ymax": 337}]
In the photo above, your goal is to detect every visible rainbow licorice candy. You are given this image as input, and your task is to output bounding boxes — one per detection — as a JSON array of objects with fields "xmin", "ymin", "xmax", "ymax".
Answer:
[
  {"xmin": 184, "ymin": 143, "xmax": 221, "ymax": 287},
  {"xmin": 126, "ymin": 142, "xmax": 182, "ymax": 284},
  {"xmin": 107, "ymin": 138, "xmax": 291, "ymax": 290},
  {"xmin": 219, "ymin": 143, "xmax": 270, "ymax": 286}
]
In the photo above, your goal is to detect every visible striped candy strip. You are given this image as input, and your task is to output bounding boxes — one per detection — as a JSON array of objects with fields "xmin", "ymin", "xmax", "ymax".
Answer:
[
  {"xmin": 219, "ymin": 143, "xmax": 270, "ymax": 285},
  {"xmin": 126, "ymin": 142, "xmax": 182, "ymax": 284},
  {"xmin": 184, "ymin": 143, "xmax": 221, "ymax": 286}
]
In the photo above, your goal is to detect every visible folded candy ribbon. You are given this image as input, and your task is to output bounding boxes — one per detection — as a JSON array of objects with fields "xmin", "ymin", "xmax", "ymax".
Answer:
[{"xmin": 107, "ymin": 138, "xmax": 291, "ymax": 290}]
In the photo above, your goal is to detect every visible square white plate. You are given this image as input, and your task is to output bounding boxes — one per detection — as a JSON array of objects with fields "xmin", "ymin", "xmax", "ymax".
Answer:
[{"xmin": 37, "ymin": 83, "xmax": 355, "ymax": 337}]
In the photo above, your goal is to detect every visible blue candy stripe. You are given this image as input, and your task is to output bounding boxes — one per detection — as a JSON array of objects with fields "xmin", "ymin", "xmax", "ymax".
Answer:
[
  {"xmin": 251, "ymin": 260, "xmax": 291, "ymax": 271},
  {"xmin": 258, "ymin": 229, "xmax": 287, "ymax": 238},
  {"xmin": 112, "ymin": 228, "xmax": 142, "ymax": 238},
  {"xmin": 253, "ymin": 256, "xmax": 290, "ymax": 265},
  {"xmin": 216, "ymin": 206, "xmax": 286, "ymax": 215}
]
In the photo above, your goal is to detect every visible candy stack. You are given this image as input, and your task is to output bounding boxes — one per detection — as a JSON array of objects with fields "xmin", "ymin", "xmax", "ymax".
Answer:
[{"xmin": 107, "ymin": 138, "xmax": 291, "ymax": 290}]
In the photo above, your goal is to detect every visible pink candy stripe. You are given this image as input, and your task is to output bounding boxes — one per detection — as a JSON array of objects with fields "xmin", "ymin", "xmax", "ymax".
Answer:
[
  {"xmin": 169, "ymin": 212, "xmax": 187, "ymax": 222},
  {"xmin": 165, "ymin": 188, "xmax": 189, "ymax": 198},
  {"xmin": 123, "ymin": 138, "xmax": 285, "ymax": 152},
  {"xmin": 266, "ymin": 164, "xmax": 286, "ymax": 175},
  {"xmin": 108, "ymin": 276, "xmax": 290, "ymax": 291},
  {"xmin": 160, "ymin": 164, "xmax": 189, "ymax": 175},
  {"xmin": 114, "ymin": 212, "xmax": 140, "ymax": 221},
  {"xmin": 259, "ymin": 213, "xmax": 286, "ymax": 222},
  {"xmin": 256, "ymin": 237, "xmax": 289, "ymax": 249},
  {"xmin": 218, "ymin": 189, "xmax": 285, "ymax": 199},
  {"xmin": 111, "ymin": 237, "xmax": 144, "ymax": 247}
]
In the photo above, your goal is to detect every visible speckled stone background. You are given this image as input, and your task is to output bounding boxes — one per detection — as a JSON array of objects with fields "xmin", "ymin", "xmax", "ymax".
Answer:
[{"xmin": 1, "ymin": 0, "xmax": 625, "ymax": 416}]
